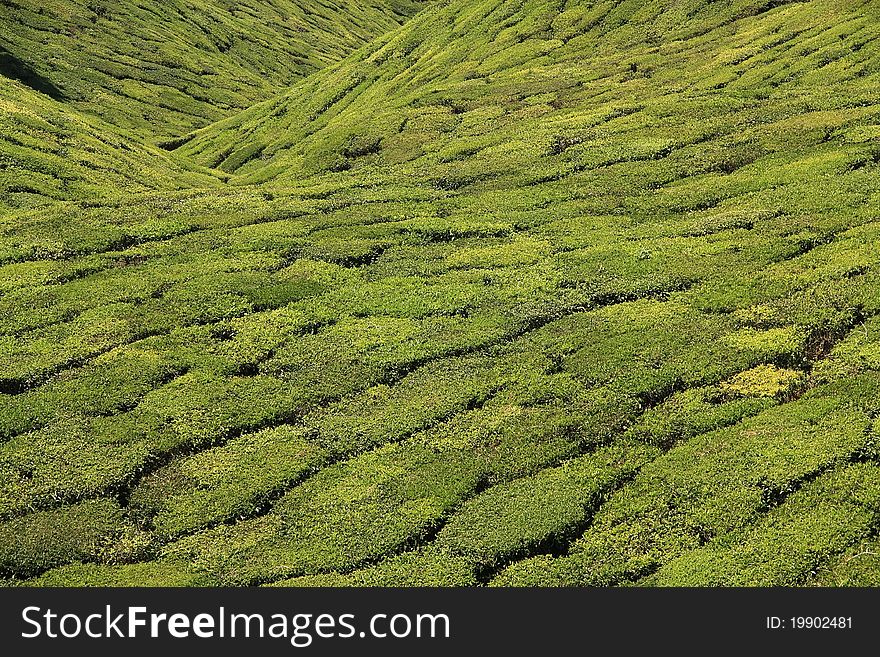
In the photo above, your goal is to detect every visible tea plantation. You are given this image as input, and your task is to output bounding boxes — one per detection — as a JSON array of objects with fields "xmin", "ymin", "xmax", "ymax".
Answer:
[
  {"xmin": 2, "ymin": 0, "xmax": 880, "ymax": 587},
  {"xmin": 0, "ymin": 0, "xmax": 427, "ymax": 140}
]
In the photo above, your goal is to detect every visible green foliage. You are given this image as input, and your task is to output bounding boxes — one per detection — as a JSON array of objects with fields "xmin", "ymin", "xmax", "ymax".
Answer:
[
  {"xmin": 4, "ymin": 0, "xmax": 880, "ymax": 588},
  {"xmin": 26, "ymin": 562, "xmax": 208, "ymax": 587},
  {"xmin": 0, "ymin": 0, "xmax": 426, "ymax": 140},
  {"xmin": 718, "ymin": 364, "xmax": 806, "ymax": 400},
  {"xmin": 129, "ymin": 425, "xmax": 330, "ymax": 538},
  {"xmin": 270, "ymin": 549, "xmax": 479, "ymax": 587},
  {"xmin": 809, "ymin": 534, "xmax": 880, "ymax": 587},
  {"xmin": 643, "ymin": 463, "xmax": 880, "ymax": 586},
  {"xmin": 492, "ymin": 375, "xmax": 880, "ymax": 586},
  {"xmin": 0, "ymin": 500, "xmax": 147, "ymax": 578},
  {"xmin": 160, "ymin": 441, "xmax": 486, "ymax": 584},
  {"xmin": 435, "ymin": 441, "xmax": 659, "ymax": 573}
]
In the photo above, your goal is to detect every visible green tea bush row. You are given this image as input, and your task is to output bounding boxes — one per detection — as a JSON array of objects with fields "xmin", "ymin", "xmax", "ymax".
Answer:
[
  {"xmin": 644, "ymin": 462, "xmax": 880, "ymax": 586},
  {"xmin": 0, "ymin": 499, "xmax": 146, "ymax": 579},
  {"xmin": 492, "ymin": 374, "xmax": 880, "ymax": 585}
]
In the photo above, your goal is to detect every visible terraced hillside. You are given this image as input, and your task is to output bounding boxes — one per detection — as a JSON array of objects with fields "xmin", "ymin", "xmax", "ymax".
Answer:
[
  {"xmin": 2, "ymin": 0, "xmax": 880, "ymax": 587},
  {"xmin": 0, "ymin": 0, "xmax": 427, "ymax": 140},
  {"xmin": 0, "ymin": 74, "xmax": 221, "ymax": 213},
  {"xmin": 0, "ymin": 0, "xmax": 426, "ymax": 210}
]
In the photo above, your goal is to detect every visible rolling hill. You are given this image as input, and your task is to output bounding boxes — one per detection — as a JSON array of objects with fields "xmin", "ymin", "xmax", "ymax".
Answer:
[
  {"xmin": 0, "ymin": 74, "xmax": 220, "ymax": 214},
  {"xmin": 0, "ymin": 0, "xmax": 428, "ymax": 141},
  {"xmin": 0, "ymin": 0, "xmax": 427, "ymax": 211},
  {"xmin": 2, "ymin": 0, "xmax": 880, "ymax": 588},
  {"xmin": 179, "ymin": 0, "xmax": 879, "ymax": 180}
]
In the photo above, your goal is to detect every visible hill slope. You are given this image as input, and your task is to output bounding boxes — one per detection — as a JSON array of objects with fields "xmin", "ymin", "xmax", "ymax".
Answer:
[
  {"xmin": 0, "ymin": 75, "xmax": 219, "ymax": 213},
  {"xmin": 2, "ymin": 0, "xmax": 880, "ymax": 588},
  {"xmin": 0, "ymin": 0, "xmax": 429, "ymax": 210},
  {"xmin": 0, "ymin": 0, "xmax": 427, "ymax": 141},
  {"xmin": 180, "ymin": 0, "xmax": 879, "ymax": 179}
]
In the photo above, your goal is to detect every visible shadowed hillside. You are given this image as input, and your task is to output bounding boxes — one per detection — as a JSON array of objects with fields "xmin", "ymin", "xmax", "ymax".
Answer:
[
  {"xmin": 0, "ymin": 75, "xmax": 219, "ymax": 213},
  {"xmin": 0, "ymin": 0, "xmax": 427, "ymax": 141},
  {"xmin": 0, "ymin": 0, "xmax": 429, "ymax": 210},
  {"xmin": 0, "ymin": 44, "xmax": 64, "ymax": 99}
]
